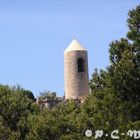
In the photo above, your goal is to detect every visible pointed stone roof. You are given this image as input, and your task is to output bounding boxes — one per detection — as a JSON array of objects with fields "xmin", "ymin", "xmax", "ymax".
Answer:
[{"xmin": 64, "ymin": 39, "xmax": 86, "ymax": 52}]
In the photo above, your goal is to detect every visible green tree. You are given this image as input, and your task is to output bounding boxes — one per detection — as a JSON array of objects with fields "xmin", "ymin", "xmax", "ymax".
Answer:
[
  {"xmin": 27, "ymin": 100, "xmax": 83, "ymax": 140},
  {"xmin": 0, "ymin": 85, "xmax": 39, "ymax": 140},
  {"xmin": 87, "ymin": 4, "xmax": 140, "ymax": 139}
]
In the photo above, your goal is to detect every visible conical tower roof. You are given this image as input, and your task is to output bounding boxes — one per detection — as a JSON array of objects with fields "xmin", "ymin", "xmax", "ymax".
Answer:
[{"xmin": 64, "ymin": 39, "xmax": 86, "ymax": 52}]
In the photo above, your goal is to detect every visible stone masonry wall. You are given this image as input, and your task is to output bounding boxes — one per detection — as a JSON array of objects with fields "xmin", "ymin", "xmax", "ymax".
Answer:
[{"xmin": 64, "ymin": 50, "xmax": 89, "ymax": 99}]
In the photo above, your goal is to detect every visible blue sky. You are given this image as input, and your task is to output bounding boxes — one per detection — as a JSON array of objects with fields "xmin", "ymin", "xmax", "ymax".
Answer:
[{"xmin": 0, "ymin": 0, "xmax": 139, "ymax": 97}]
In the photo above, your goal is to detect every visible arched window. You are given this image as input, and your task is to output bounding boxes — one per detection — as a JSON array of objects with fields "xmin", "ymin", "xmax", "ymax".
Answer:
[{"xmin": 77, "ymin": 58, "xmax": 85, "ymax": 72}]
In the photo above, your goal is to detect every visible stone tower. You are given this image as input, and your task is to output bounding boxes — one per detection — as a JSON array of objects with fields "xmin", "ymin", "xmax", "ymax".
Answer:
[{"xmin": 64, "ymin": 39, "xmax": 89, "ymax": 99}]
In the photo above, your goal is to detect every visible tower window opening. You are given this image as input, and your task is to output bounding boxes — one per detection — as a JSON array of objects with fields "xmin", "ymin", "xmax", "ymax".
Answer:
[{"xmin": 77, "ymin": 58, "xmax": 85, "ymax": 72}]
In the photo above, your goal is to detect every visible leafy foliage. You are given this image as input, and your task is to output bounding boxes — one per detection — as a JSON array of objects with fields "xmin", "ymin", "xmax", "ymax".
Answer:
[{"xmin": 0, "ymin": 85, "xmax": 39, "ymax": 140}]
